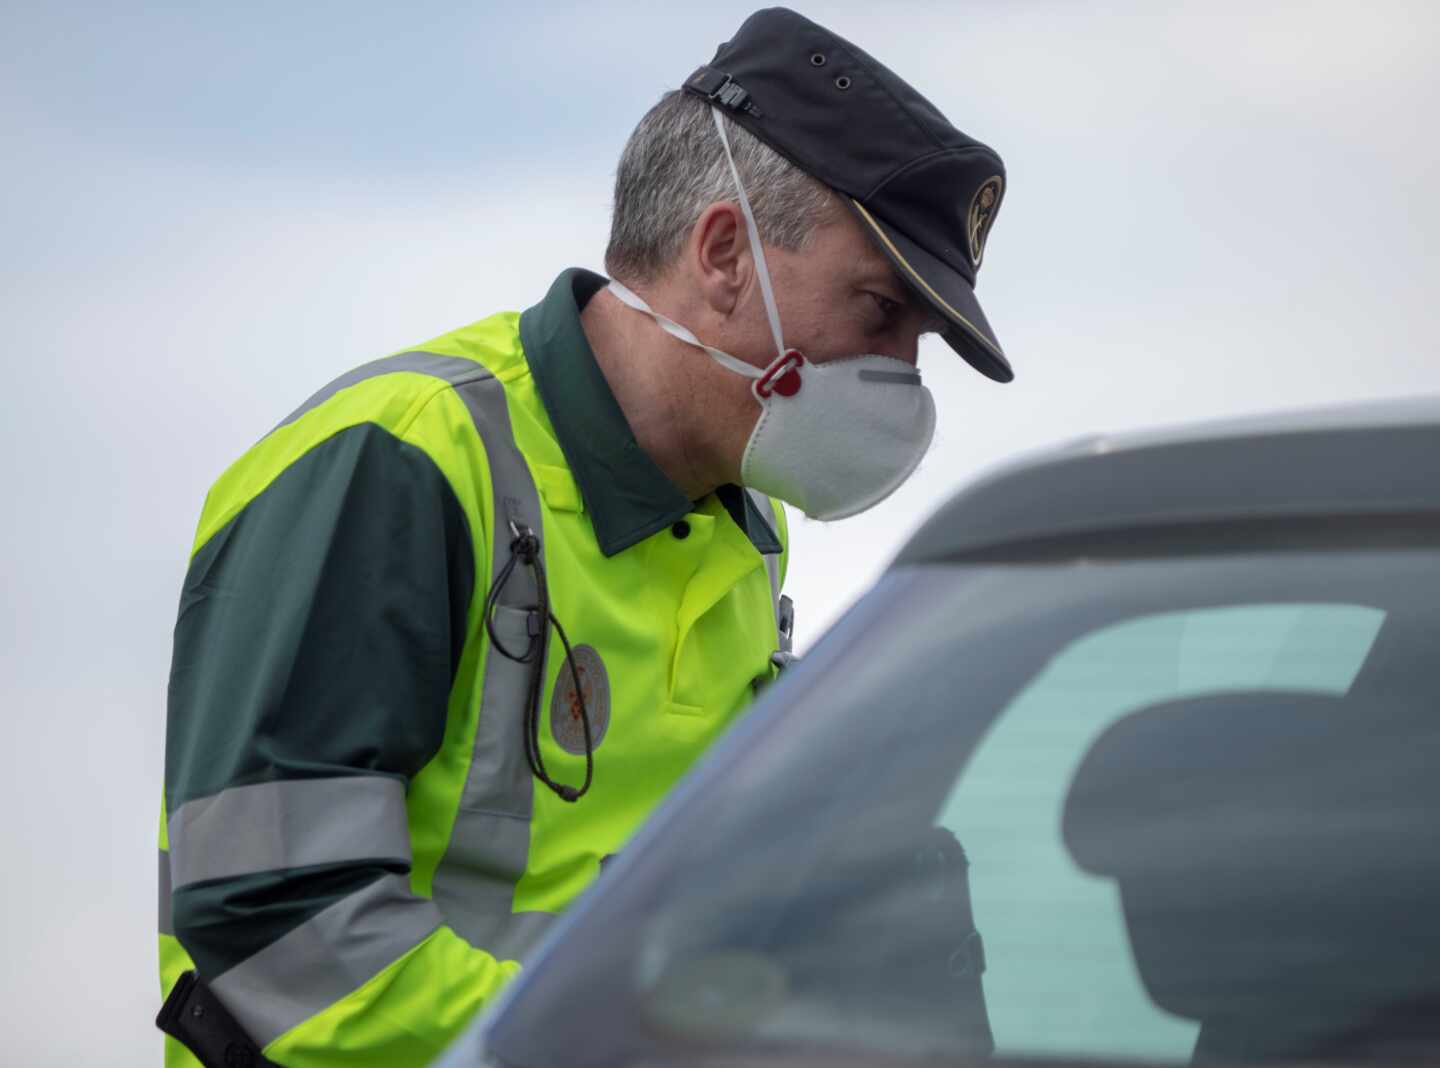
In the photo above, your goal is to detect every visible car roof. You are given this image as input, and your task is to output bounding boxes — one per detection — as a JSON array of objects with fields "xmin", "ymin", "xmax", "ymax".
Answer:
[{"xmin": 897, "ymin": 394, "xmax": 1440, "ymax": 565}]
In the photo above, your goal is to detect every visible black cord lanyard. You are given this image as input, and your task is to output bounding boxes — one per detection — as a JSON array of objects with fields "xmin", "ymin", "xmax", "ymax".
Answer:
[{"xmin": 483, "ymin": 522, "xmax": 594, "ymax": 802}]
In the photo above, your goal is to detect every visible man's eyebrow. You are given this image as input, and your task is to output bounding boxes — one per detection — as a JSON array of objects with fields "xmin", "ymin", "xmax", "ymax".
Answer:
[{"xmin": 852, "ymin": 266, "xmax": 902, "ymax": 300}]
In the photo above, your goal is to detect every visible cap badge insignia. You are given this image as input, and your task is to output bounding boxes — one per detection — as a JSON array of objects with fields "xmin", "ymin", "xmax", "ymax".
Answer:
[
  {"xmin": 967, "ymin": 176, "xmax": 1004, "ymax": 268},
  {"xmin": 550, "ymin": 644, "xmax": 611, "ymax": 755}
]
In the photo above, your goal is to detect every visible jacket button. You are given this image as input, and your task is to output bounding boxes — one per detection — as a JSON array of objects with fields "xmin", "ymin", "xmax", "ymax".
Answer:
[{"xmin": 671, "ymin": 520, "xmax": 691, "ymax": 540}]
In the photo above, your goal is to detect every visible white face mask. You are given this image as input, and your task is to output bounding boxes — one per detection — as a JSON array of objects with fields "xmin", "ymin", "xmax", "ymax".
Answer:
[{"xmin": 606, "ymin": 108, "xmax": 937, "ymax": 522}]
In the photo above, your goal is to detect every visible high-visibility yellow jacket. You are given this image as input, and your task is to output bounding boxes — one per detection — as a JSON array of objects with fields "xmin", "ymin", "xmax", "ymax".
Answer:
[{"xmin": 158, "ymin": 268, "xmax": 788, "ymax": 1066}]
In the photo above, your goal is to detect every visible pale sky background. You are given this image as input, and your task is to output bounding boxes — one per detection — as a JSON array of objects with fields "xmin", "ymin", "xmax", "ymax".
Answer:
[{"xmin": 2, "ymin": 2, "xmax": 1438, "ymax": 1064}]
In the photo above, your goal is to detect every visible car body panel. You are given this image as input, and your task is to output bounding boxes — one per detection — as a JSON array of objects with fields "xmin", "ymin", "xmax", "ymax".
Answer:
[{"xmin": 901, "ymin": 397, "xmax": 1440, "ymax": 566}]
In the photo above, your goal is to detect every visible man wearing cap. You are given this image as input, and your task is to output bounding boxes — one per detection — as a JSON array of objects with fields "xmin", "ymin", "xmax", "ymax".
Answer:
[{"xmin": 156, "ymin": 7, "xmax": 1009, "ymax": 1066}]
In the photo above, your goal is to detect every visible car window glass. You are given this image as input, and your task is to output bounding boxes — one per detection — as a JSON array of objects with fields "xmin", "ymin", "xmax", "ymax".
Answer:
[
  {"xmin": 940, "ymin": 603, "xmax": 1385, "ymax": 1062},
  {"xmin": 482, "ymin": 550, "xmax": 1440, "ymax": 1068}
]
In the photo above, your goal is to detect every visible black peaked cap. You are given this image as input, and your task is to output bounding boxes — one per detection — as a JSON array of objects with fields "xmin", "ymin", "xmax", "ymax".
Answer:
[{"xmin": 683, "ymin": 7, "xmax": 1012, "ymax": 382}]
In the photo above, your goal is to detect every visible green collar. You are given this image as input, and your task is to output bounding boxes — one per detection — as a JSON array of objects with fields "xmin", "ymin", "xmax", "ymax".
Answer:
[{"xmin": 519, "ymin": 268, "xmax": 782, "ymax": 559}]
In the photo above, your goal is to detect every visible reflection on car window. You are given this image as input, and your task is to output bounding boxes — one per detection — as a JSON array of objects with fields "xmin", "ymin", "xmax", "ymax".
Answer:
[{"xmin": 940, "ymin": 603, "xmax": 1384, "ymax": 1063}]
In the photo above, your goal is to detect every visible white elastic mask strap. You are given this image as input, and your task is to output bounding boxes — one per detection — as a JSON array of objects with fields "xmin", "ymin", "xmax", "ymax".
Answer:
[
  {"xmin": 710, "ymin": 107, "xmax": 787, "ymax": 362},
  {"xmin": 606, "ymin": 280, "xmax": 761, "ymax": 380}
]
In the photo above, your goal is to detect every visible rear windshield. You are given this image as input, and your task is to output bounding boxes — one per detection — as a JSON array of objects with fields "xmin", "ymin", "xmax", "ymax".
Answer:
[{"xmin": 488, "ymin": 547, "xmax": 1440, "ymax": 1066}]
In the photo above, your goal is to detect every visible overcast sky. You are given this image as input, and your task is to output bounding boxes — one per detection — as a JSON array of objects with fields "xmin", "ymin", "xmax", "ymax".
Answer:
[{"xmin": 3, "ymin": 2, "xmax": 1438, "ymax": 1064}]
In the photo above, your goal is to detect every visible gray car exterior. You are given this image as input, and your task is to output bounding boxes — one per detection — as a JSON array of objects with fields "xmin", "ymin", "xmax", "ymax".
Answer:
[{"xmin": 440, "ymin": 396, "xmax": 1440, "ymax": 1068}]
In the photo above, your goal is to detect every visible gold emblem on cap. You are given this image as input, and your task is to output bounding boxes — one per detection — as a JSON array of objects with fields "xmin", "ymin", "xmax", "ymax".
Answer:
[{"xmin": 967, "ymin": 176, "xmax": 1004, "ymax": 268}]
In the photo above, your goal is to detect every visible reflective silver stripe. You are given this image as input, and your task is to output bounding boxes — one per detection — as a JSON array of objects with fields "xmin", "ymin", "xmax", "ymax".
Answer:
[
  {"xmin": 271, "ymin": 349, "xmax": 549, "ymax": 957},
  {"xmin": 430, "ymin": 371, "xmax": 551, "ymax": 960},
  {"xmin": 748, "ymin": 490, "xmax": 783, "ymax": 615},
  {"xmin": 272, "ymin": 351, "xmax": 496, "ymax": 432},
  {"xmin": 458, "ymin": 909, "xmax": 554, "ymax": 962},
  {"xmin": 748, "ymin": 491, "xmax": 795, "ymax": 662},
  {"xmin": 211, "ymin": 873, "xmax": 442, "ymax": 1048},
  {"xmin": 159, "ymin": 848, "xmax": 174, "ymax": 936},
  {"xmin": 167, "ymin": 777, "xmax": 410, "ymax": 890}
]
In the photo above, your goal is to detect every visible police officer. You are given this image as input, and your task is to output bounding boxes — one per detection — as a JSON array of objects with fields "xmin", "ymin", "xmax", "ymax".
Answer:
[{"xmin": 157, "ymin": 8, "xmax": 1010, "ymax": 1066}]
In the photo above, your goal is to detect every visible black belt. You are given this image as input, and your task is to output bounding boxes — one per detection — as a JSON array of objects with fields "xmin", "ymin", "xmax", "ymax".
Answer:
[{"xmin": 156, "ymin": 970, "xmax": 279, "ymax": 1068}]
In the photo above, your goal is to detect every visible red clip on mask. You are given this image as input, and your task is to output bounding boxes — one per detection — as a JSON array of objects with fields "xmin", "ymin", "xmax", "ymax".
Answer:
[{"xmin": 755, "ymin": 350, "xmax": 805, "ymax": 398}]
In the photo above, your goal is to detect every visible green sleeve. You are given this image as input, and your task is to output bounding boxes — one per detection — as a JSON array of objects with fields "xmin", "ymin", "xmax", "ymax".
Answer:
[{"xmin": 163, "ymin": 422, "xmax": 516, "ymax": 1065}]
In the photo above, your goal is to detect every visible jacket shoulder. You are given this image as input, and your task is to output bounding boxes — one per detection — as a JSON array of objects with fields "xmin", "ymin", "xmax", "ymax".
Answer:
[{"xmin": 192, "ymin": 316, "xmax": 522, "ymax": 559}]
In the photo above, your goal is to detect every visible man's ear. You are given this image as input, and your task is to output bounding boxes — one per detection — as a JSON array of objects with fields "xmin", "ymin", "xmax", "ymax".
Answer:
[{"xmin": 688, "ymin": 202, "xmax": 749, "ymax": 315}]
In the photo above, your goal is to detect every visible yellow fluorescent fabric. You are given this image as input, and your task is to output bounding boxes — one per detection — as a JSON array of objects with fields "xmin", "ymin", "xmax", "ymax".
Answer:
[
  {"xmin": 421, "ymin": 309, "xmax": 785, "ymax": 918},
  {"xmin": 263, "ymin": 929, "xmax": 518, "ymax": 1068},
  {"xmin": 159, "ymin": 287, "xmax": 787, "ymax": 1064}
]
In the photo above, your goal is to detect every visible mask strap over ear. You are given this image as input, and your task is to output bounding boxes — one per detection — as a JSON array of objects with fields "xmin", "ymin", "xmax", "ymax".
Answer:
[
  {"xmin": 710, "ymin": 106, "xmax": 787, "ymax": 363},
  {"xmin": 607, "ymin": 279, "xmax": 762, "ymax": 380}
]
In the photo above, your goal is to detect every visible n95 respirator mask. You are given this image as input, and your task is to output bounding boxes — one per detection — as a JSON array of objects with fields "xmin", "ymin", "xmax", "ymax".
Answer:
[{"xmin": 608, "ymin": 280, "xmax": 934, "ymax": 521}]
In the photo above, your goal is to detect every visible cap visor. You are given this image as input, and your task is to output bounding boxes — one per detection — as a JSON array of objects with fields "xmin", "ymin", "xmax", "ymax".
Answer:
[{"xmin": 847, "ymin": 199, "xmax": 1013, "ymax": 383}]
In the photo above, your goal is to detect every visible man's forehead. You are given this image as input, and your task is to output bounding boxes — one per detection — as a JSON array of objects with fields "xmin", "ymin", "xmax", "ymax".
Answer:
[{"xmin": 841, "ymin": 237, "xmax": 901, "ymax": 285}]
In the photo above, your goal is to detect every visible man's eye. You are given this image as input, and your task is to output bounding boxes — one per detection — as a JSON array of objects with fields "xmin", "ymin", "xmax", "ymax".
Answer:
[{"xmin": 869, "ymin": 293, "xmax": 901, "ymax": 321}]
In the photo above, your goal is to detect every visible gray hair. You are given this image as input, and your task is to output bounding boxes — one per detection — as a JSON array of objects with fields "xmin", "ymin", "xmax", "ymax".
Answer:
[{"xmin": 605, "ymin": 91, "xmax": 840, "ymax": 284}]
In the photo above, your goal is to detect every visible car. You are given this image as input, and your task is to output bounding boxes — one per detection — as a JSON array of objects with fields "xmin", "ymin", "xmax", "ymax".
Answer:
[{"xmin": 440, "ymin": 396, "xmax": 1440, "ymax": 1068}]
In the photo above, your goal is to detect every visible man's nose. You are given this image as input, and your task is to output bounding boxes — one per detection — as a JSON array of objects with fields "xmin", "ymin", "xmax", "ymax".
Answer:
[{"xmin": 892, "ymin": 331, "xmax": 922, "ymax": 366}]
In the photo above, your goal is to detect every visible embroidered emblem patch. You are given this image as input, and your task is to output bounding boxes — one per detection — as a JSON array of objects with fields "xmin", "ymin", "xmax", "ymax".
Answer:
[
  {"xmin": 550, "ymin": 644, "xmax": 611, "ymax": 755},
  {"xmin": 967, "ymin": 176, "xmax": 1004, "ymax": 268}
]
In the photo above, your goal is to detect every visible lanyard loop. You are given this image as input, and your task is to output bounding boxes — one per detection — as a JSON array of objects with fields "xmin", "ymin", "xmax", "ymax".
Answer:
[{"xmin": 484, "ymin": 522, "xmax": 594, "ymax": 803}]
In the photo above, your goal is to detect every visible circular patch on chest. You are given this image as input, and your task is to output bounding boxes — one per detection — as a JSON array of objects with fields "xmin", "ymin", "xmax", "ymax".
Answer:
[{"xmin": 549, "ymin": 644, "xmax": 611, "ymax": 755}]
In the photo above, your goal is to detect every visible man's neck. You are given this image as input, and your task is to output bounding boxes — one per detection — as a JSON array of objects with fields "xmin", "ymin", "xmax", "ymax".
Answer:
[{"xmin": 579, "ymin": 285, "xmax": 751, "ymax": 501}]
